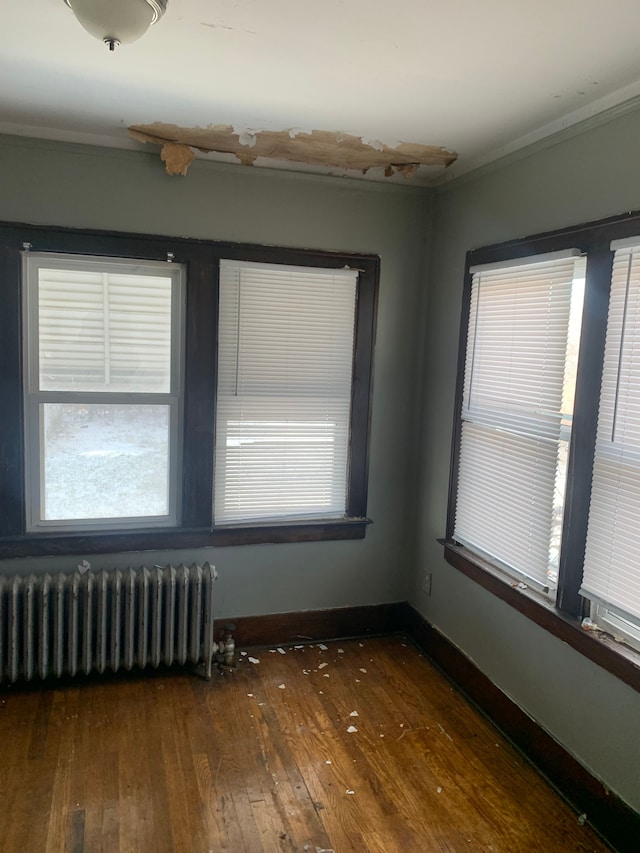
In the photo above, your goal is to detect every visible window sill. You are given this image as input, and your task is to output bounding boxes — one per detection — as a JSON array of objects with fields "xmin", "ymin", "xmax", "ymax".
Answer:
[
  {"xmin": 211, "ymin": 517, "xmax": 371, "ymax": 546},
  {"xmin": 0, "ymin": 518, "xmax": 371, "ymax": 559},
  {"xmin": 442, "ymin": 540, "xmax": 640, "ymax": 694}
]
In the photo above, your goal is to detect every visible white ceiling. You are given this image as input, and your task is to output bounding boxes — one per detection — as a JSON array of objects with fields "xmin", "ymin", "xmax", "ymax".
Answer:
[{"xmin": 4, "ymin": 0, "xmax": 640, "ymax": 184}]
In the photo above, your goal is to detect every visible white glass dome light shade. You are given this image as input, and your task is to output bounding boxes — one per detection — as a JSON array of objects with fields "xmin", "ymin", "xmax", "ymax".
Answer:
[{"xmin": 63, "ymin": 0, "xmax": 168, "ymax": 50}]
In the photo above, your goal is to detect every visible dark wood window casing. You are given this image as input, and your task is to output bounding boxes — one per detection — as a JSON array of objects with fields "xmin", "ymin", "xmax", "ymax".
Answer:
[
  {"xmin": 0, "ymin": 222, "xmax": 379, "ymax": 558},
  {"xmin": 444, "ymin": 210, "xmax": 640, "ymax": 693}
]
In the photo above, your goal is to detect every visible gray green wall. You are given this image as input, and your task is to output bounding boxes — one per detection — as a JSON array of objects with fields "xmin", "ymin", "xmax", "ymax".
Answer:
[
  {"xmin": 415, "ymin": 108, "xmax": 640, "ymax": 812},
  {"xmin": 0, "ymin": 134, "xmax": 431, "ymax": 619}
]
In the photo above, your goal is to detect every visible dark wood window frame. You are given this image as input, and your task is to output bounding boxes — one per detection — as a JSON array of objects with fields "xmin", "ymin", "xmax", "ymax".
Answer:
[
  {"xmin": 0, "ymin": 221, "xmax": 379, "ymax": 558},
  {"xmin": 444, "ymin": 210, "xmax": 640, "ymax": 693}
]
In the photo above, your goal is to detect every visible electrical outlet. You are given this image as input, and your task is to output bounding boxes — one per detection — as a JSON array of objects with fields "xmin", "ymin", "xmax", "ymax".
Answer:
[{"xmin": 422, "ymin": 572, "xmax": 432, "ymax": 595}]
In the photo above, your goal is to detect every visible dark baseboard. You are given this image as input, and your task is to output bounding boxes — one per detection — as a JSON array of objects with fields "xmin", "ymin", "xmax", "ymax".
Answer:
[
  {"xmin": 226, "ymin": 600, "xmax": 639, "ymax": 853},
  {"xmin": 223, "ymin": 601, "xmax": 406, "ymax": 648}
]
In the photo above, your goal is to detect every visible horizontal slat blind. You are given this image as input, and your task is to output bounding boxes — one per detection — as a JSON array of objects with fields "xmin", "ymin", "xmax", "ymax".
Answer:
[
  {"xmin": 38, "ymin": 268, "xmax": 172, "ymax": 392},
  {"xmin": 454, "ymin": 252, "xmax": 580, "ymax": 588},
  {"xmin": 582, "ymin": 244, "xmax": 640, "ymax": 624},
  {"xmin": 215, "ymin": 261, "xmax": 357, "ymax": 524}
]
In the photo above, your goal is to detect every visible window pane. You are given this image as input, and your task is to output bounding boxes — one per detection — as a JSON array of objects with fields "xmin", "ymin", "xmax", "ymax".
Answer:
[
  {"xmin": 217, "ymin": 266, "xmax": 356, "ymax": 397},
  {"xmin": 455, "ymin": 422, "xmax": 559, "ymax": 585},
  {"xmin": 41, "ymin": 404, "xmax": 170, "ymax": 520},
  {"xmin": 215, "ymin": 401, "xmax": 350, "ymax": 522},
  {"xmin": 38, "ymin": 268, "xmax": 172, "ymax": 392}
]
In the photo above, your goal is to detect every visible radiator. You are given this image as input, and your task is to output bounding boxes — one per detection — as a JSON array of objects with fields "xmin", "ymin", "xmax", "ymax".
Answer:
[{"xmin": 0, "ymin": 562, "xmax": 217, "ymax": 685}]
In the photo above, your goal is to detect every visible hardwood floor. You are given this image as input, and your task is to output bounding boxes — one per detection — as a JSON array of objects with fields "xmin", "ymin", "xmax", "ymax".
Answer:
[{"xmin": 0, "ymin": 636, "xmax": 612, "ymax": 852}]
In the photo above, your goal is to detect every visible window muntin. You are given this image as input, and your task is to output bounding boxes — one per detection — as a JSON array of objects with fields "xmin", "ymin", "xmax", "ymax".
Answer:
[
  {"xmin": 214, "ymin": 260, "xmax": 358, "ymax": 525},
  {"xmin": 23, "ymin": 253, "xmax": 184, "ymax": 532}
]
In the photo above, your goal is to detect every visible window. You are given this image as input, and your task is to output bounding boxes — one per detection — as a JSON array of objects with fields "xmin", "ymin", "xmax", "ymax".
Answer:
[
  {"xmin": 581, "ymin": 238, "xmax": 640, "ymax": 652},
  {"xmin": 23, "ymin": 253, "xmax": 184, "ymax": 532},
  {"xmin": 445, "ymin": 211, "xmax": 640, "ymax": 676},
  {"xmin": 0, "ymin": 223, "xmax": 378, "ymax": 557},
  {"xmin": 215, "ymin": 260, "xmax": 358, "ymax": 526},
  {"xmin": 454, "ymin": 251, "xmax": 584, "ymax": 593}
]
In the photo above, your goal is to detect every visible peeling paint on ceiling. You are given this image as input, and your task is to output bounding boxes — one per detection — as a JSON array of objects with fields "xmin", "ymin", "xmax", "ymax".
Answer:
[{"xmin": 128, "ymin": 122, "xmax": 458, "ymax": 178}]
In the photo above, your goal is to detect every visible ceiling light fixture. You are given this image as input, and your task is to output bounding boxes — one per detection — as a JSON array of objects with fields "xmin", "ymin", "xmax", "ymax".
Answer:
[{"xmin": 63, "ymin": 0, "xmax": 168, "ymax": 51}]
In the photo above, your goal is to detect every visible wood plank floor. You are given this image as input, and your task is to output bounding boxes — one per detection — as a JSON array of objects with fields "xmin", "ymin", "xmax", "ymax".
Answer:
[{"xmin": 0, "ymin": 636, "xmax": 612, "ymax": 852}]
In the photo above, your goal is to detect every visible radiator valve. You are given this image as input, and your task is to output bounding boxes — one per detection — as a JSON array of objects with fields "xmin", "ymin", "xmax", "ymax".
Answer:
[{"xmin": 223, "ymin": 623, "xmax": 236, "ymax": 667}]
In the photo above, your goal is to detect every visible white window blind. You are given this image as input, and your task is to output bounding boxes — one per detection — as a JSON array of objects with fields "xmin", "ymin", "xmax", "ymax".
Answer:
[
  {"xmin": 37, "ymin": 267, "xmax": 172, "ymax": 392},
  {"xmin": 582, "ymin": 241, "xmax": 640, "ymax": 628},
  {"xmin": 215, "ymin": 260, "xmax": 358, "ymax": 525},
  {"xmin": 454, "ymin": 251, "xmax": 582, "ymax": 589}
]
